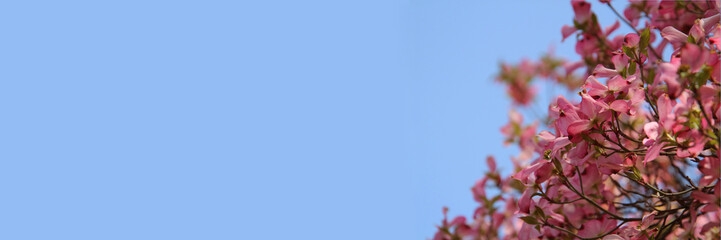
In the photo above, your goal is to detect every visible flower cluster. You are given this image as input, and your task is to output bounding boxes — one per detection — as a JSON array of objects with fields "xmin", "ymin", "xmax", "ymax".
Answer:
[{"xmin": 434, "ymin": 1, "xmax": 720, "ymax": 239}]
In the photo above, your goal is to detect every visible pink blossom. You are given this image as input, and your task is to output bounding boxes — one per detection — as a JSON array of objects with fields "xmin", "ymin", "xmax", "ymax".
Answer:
[
  {"xmin": 562, "ymin": 25, "xmax": 578, "ymax": 41},
  {"xmin": 680, "ymin": 43, "xmax": 708, "ymax": 72},
  {"xmin": 434, "ymin": 2, "xmax": 721, "ymax": 239},
  {"xmin": 572, "ymin": 0, "xmax": 592, "ymax": 23},
  {"xmin": 624, "ymin": 33, "xmax": 640, "ymax": 47}
]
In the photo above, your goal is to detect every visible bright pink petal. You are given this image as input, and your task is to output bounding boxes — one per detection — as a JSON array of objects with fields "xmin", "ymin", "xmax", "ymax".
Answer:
[
  {"xmin": 644, "ymin": 122, "xmax": 660, "ymax": 140},
  {"xmin": 517, "ymin": 187, "xmax": 534, "ymax": 214},
  {"xmin": 534, "ymin": 162, "xmax": 553, "ymax": 184},
  {"xmin": 644, "ymin": 142, "xmax": 666, "ymax": 166}
]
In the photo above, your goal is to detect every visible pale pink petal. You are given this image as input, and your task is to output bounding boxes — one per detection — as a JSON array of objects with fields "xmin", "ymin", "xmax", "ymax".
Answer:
[
  {"xmin": 518, "ymin": 222, "xmax": 541, "ymax": 240},
  {"xmin": 583, "ymin": 76, "xmax": 609, "ymax": 97},
  {"xmin": 658, "ymin": 63, "xmax": 681, "ymax": 98},
  {"xmin": 680, "ymin": 43, "xmax": 707, "ymax": 72},
  {"xmin": 689, "ymin": 21, "xmax": 705, "ymax": 42},
  {"xmin": 640, "ymin": 211, "xmax": 658, "ymax": 230},
  {"xmin": 644, "ymin": 122, "xmax": 660, "ymax": 140},
  {"xmin": 509, "ymin": 109, "xmax": 523, "ymax": 124},
  {"xmin": 700, "ymin": 14, "xmax": 720, "ymax": 32},
  {"xmin": 551, "ymin": 137, "xmax": 572, "ymax": 157},
  {"xmin": 602, "ymin": 234, "xmax": 626, "ymax": 240},
  {"xmin": 513, "ymin": 161, "xmax": 545, "ymax": 184},
  {"xmin": 642, "ymin": 138, "xmax": 655, "ymax": 146},
  {"xmin": 657, "ymin": 94, "xmax": 675, "ymax": 131},
  {"xmin": 449, "ymin": 216, "xmax": 466, "ymax": 226},
  {"xmin": 661, "ymin": 26, "xmax": 689, "ymax": 47},
  {"xmin": 607, "ymin": 75, "xmax": 628, "ymax": 92},
  {"xmin": 486, "ymin": 156, "xmax": 496, "ymax": 172},
  {"xmin": 568, "ymin": 119, "xmax": 592, "ymax": 135},
  {"xmin": 628, "ymin": 87, "xmax": 645, "ymax": 106},
  {"xmin": 583, "ymin": 75, "xmax": 608, "ymax": 90},
  {"xmin": 610, "ymin": 100, "xmax": 629, "ymax": 113},
  {"xmin": 592, "ymin": 64, "xmax": 618, "ymax": 78},
  {"xmin": 472, "ymin": 177, "xmax": 487, "ymax": 202},
  {"xmin": 536, "ymin": 130, "xmax": 557, "ymax": 148},
  {"xmin": 562, "ymin": 25, "xmax": 578, "ymax": 41},
  {"xmin": 611, "ymin": 54, "xmax": 629, "ymax": 72},
  {"xmin": 624, "ymin": 33, "xmax": 640, "ymax": 47}
]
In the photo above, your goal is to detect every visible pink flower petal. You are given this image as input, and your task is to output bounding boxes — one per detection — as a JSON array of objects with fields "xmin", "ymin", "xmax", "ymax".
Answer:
[
  {"xmin": 572, "ymin": 0, "xmax": 592, "ymax": 23},
  {"xmin": 486, "ymin": 156, "xmax": 496, "ymax": 172},
  {"xmin": 660, "ymin": 26, "xmax": 688, "ymax": 47},
  {"xmin": 643, "ymin": 122, "xmax": 660, "ymax": 140},
  {"xmin": 592, "ymin": 64, "xmax": 619, "ymax": 78},
  {"xmin": 568, "ymin": 119, "xmax": 592, "ymax": 136},
  {"xmin": 610, "ymin": 100, "xmax": 629, "ymax": 113},
  {"xmin": 644, "ymin": 142, "xmax": 666, "ymax": 166},
  {"xmin": 562, "ymin": 25, "xmax": 577, "ymax": 41}
]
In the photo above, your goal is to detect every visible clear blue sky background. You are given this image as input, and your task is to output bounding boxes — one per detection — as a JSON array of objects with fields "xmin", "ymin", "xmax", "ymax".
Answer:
[{"xmin": 0, "ymin": 1, "xmax": 629, "ymax": 239}]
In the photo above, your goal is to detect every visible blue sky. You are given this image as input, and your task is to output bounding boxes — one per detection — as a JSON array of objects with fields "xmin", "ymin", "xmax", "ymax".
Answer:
[{"xmin": 0, "ymin": 1, "xmax": 629, "ymax": 239}]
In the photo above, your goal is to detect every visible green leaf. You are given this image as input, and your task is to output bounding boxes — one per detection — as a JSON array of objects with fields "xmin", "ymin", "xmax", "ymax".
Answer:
[
  {"xmin": 552, "ymin": 158, "xmax": 563, "ymax": 173},
  {"xmin": 627, "ymin": 166, "xmax": 644, "ymax": 183},
  {"xmin": 628, "ymin": 62, "xmax": 637, "ymax": 75},
  {"xmin": 543, "ymin": 149, "xmax": 552, "ymax": 160},
  {"xmin": 509, "ymin": 178, "xmax": 526, "ymax": 192},
  {"xmin": 533, "ymin": 208, "xmax": 547, "ymax": 220},
  {"xmin": 639, "ymin": 28, "xmax": 650, "ymax": 56},
  {"xmin": 694, "ymin": 65, "xmax": 712, "ymax": 86},
  {"xmin": 491, "ymin": 195, "xmax": 502, "ymax": 203},
  {"xmin": 623, "ymin": 46, "xmax": 636, "ymax": 60},
  {"xmin": 645, "ymin": 68, "xmax": 656, "ymax": 84},
  {"xmin": 573, "ymin": 20, "xmax": 584, "ymax": 30},
  {"xmin": 521, "ymin": 216, "xmax": 540, "ymax": 225}
]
